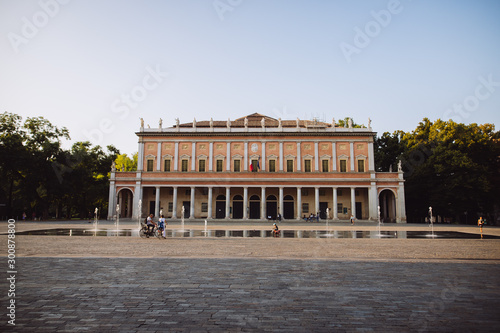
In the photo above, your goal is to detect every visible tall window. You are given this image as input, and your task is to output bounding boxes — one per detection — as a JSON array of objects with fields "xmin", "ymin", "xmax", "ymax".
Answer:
[
  {"xmin": 322, "ymin": 160, "xmax": 329, "ymax": 172},
  {"xmin": 201, "ymin": 203, "xmax": 208, "ymax": 213},
  {"xmin": 234, "ymin": 160, "xmax": 240, "ymax": 172},
  {"xmin": 164, "ymin": 159, "xmax": 171, "ymax": 172},
  {"xmin": 199, "ymin": 159, "xmax": 206, "ymax": 172},
  {"xmin": 146, "ymin": 159, "xmax": 154, "ymax": 172},
  {"xmin": 181, "ymin": 159, "xmax": 188, "ymax": 172},
  {"xmin": 216, "ymin": 160, "xmax": 223, "ymax": 172},
  {"xmin": 302, "ymin": 203, "xmax": 309, "ymax": 214},
  {"xmin": 269, "ymin": 160, "xmax": 276, "ymax": 172},
  {"xmin": 340, "ymin": 160, "xmax": 347, "ymax": 172},
  {"xmin": 357, "ymin": 159, "xmax": 365, "ymax": 172},
  {"xmin": 286, "ymin": 160, "xmax": 294, "ymax": 172},
  {"xmin": 337, "ymin": 203, "xmax": 343, "ymax": 214},
  {"xmin": 304, "ymin": 160, "xmax": 311, "ymax": 172}
]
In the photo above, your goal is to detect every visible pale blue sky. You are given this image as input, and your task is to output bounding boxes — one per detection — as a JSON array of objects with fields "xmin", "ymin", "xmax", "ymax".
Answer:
[{"xmin": 1, "ymin": 0, "xmax": 499, "ymax": 155}]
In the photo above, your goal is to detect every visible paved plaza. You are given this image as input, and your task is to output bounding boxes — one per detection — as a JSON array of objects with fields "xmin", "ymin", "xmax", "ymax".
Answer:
[{"xmin": 1, "ymin": 221, "xmax": 500, "ymax": 332}]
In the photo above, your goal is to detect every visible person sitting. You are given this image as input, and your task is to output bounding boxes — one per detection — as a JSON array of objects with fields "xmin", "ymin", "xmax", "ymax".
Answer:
[
  {"xmin": 272, "ymin": 223, "xmax": 280, "ymax": 237},
  {"xmin": 146, "ymin": 214, "xmax": 156, "ymax": 237}
]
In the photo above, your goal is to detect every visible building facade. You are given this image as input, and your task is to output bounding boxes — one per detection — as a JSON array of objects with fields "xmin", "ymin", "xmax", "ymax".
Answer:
[{"xmin": 108, "ymin": 113, "xmax": 406, "ymax": 222}]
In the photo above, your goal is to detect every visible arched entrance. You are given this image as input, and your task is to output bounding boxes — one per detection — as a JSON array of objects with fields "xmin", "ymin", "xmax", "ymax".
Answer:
[
  {"xmin": 266, "ymin": 195, "xmax": 277, "ymax": 220},
  {"xmin": 216, "ymin": 195, "xmax": 226, "ymax": 219},
  {"xmin": 233, "ymin": 195, "xmax": 243, "ymax": 219},
  {"xmin": 379, "ymin": 189, "xmax": 396, "ymax": 223},
  {"xmin": 249, "ymin": 195, "xmax": 260, "ymax": 219},
  {"xmin": 117, "ymin": 188, "xmax": 133, "ymax": 218},
  {"xmin": 283, "ymin": 195, "xmax": 294, "ymax": 219}
]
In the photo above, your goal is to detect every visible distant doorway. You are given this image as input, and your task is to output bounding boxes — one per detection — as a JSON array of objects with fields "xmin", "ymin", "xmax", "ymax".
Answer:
[
  {"xmin": 183, "ymin": 201, "xmax": 190, "ymax": 218},
  {"xmin": 355, "ymin": 202, "xmax": 362, "ymax": 219},
  {"xmin": 283, "ymin": 195, "xmax": 294, "ymax": 219},
  {"xmin": 319, "ymin": 202, "xmax": 328, "ymax": 219},
  {"xmin": 266, "ymin": 195, "xmax": 277, "ymax": 220},
  {"xmin": 249, "ymin": 195, "xmax": 260, "ymax": 219},
  {"xmin": 216, "ymin": 195, "xmax": 225, "ymax": 219},
  {"xmin": 233, "ymin": 195, "xmax": 243, "ymax": 219}
]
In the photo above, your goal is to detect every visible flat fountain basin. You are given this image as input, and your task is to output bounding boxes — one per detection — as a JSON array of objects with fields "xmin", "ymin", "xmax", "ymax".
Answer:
[{"xmin": 7, "ymin": 229, "xmax": 499, "ymax": 239}]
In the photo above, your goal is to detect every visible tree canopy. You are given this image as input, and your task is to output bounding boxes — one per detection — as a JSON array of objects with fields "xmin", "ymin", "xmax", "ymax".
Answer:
[
  {"xmin": 375, "ymin": 118, "xmax": 500, "ymax": 224},
  {"xmin": 0, "ymin": 112, "xmax": 119, "ymax": 220}
]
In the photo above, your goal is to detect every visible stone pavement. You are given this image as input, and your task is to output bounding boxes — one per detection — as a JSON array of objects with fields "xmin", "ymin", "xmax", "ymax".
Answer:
[
  {"xmin": 3, "ymin": 257, "xmax": 500, "ymax": 332},
  {"xmin": 1, "ymin": 221, "xmax": 500, "ymax": 332}
]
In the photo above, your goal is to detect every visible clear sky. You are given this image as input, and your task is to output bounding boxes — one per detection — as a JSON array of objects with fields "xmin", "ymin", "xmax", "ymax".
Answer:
[{"xmin": 1, "ymin": 0, "xmax": 499, "ymax": 155}]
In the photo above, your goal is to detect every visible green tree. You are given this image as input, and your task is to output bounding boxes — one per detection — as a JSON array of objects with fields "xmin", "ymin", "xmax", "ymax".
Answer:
[
  {"xmin": 399, "ymin": 119, "xmax": 500, "ymax": 224},
  {"xmin": 115, "ymin": 153, "xmax": 137, "ymax": 171},
  {"xmin": 374, "ymin": 130, "xmax": 405, "ymax": 172}
]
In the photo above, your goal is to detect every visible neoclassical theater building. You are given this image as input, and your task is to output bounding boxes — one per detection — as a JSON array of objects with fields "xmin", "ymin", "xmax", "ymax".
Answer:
[{"xmin": 108, "ymin": 113, "xmax": 406, "ymax": 222}]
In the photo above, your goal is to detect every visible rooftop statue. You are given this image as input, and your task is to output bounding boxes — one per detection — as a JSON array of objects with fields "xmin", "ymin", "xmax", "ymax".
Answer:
[{"xmin": 261, "ymin": 117, "xmax": 265, "ymax": 129}]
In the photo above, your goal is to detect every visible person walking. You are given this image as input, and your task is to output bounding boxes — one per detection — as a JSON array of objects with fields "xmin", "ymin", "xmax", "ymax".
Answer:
[
  {"xmin": 350, "ymin": 214, "xmax": 355, "ymax": 225},
  {"xmin": 158, "ymin": 214, "xmax": 167, "ymax": 239}
]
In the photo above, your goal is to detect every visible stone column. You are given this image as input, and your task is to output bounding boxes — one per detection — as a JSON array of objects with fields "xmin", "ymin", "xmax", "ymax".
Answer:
[
  {"xmin": 315, "ymin": 187, "xmax": 320, "ymax": 216},
  {"xmin": 174, "ymin": 142, "xmax": 179, "ymax": 171},
  {"xmin": 157, "ymin": 143, "xmax": 162, "ymax": 171},
  {"xmin": 350, "ymin": 142, "xmax": 355, "ymax": 171},
  {"xmin": 227, "ymin": 142, "xmax": 231, "ymax": 171},
  {"xmin": 244, "ymin": 142, "xmax": 248, "ymax": 171},
  {"xmin": 369, "ymin": 183, "xmax": 377, "ymax": 221},
  {"xmin": 172, "ymin": 186, "xmax": 178, "ymax": 218},
  {"xmin": 191, "ymin": 143, "xmax": 196, "ymax": 171},
  {"xmin": 279, "ymin": 142, "xmax": 283, "ymax": 171},
  {"xmin": 207, "ymin": 187, "xmax": 213, "ymax": 219},
  {"xmin": 155, "ymin": 186, "xmax": 160, "ymax": 218},
  {"xmin": 332, "ymin": 142, "xmax": 337, "ymax": 171},
  {"xmin": 333, "ymin": 187, "xmax": 338, "ymax": 220},
  {"xmin": 137, "ymin": 142, "xmax": 144, "ymax": 171},
  {"xmin": 243, "ymin": 187, "xmax": 248, "ymax": 219},
  {"xmin": 296, "ymin": 187, "xmax": 302, "ymax": 220},
  {"xmin": 368, "ymin": 142, "xmax": 375, "ymax": 171},
  {"xmin": 314, "ymin": 141, "xmax": 319, "ymax": 171},
  {"xmin": 296, "ymin": 142, "xmax": 301, "ymax": 171},
  {"xmin": 225, "ymin": 187, "xmax": 231, "ymax": 219},
  {"xmin": 351, "ymin": 187, "xmax": 356, "ymax": 219},
  {"xmin": 190, "ymin": 186, "xmax": 195, "ymax": 219},
  {"xmin": 261, "ymin": 142, "xmax": 266, "ymax": 171},
  {"xmin": 279, "ymin": 187, "xmax": 284, "ymax": 219},
  {"xmin": 397, "ymin": 181, "xmax": 406, "ymax": 223},
  {"xmin": 261, "ymin": 187, "xmax": 266, "ymax": 219},
  {"xmin": 209, "ymin": 142, "xmax": 213, "ymax": 171},
  {"xmin": 108, "ymin": 173, "xmax": 116, "ymax": 220}
]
